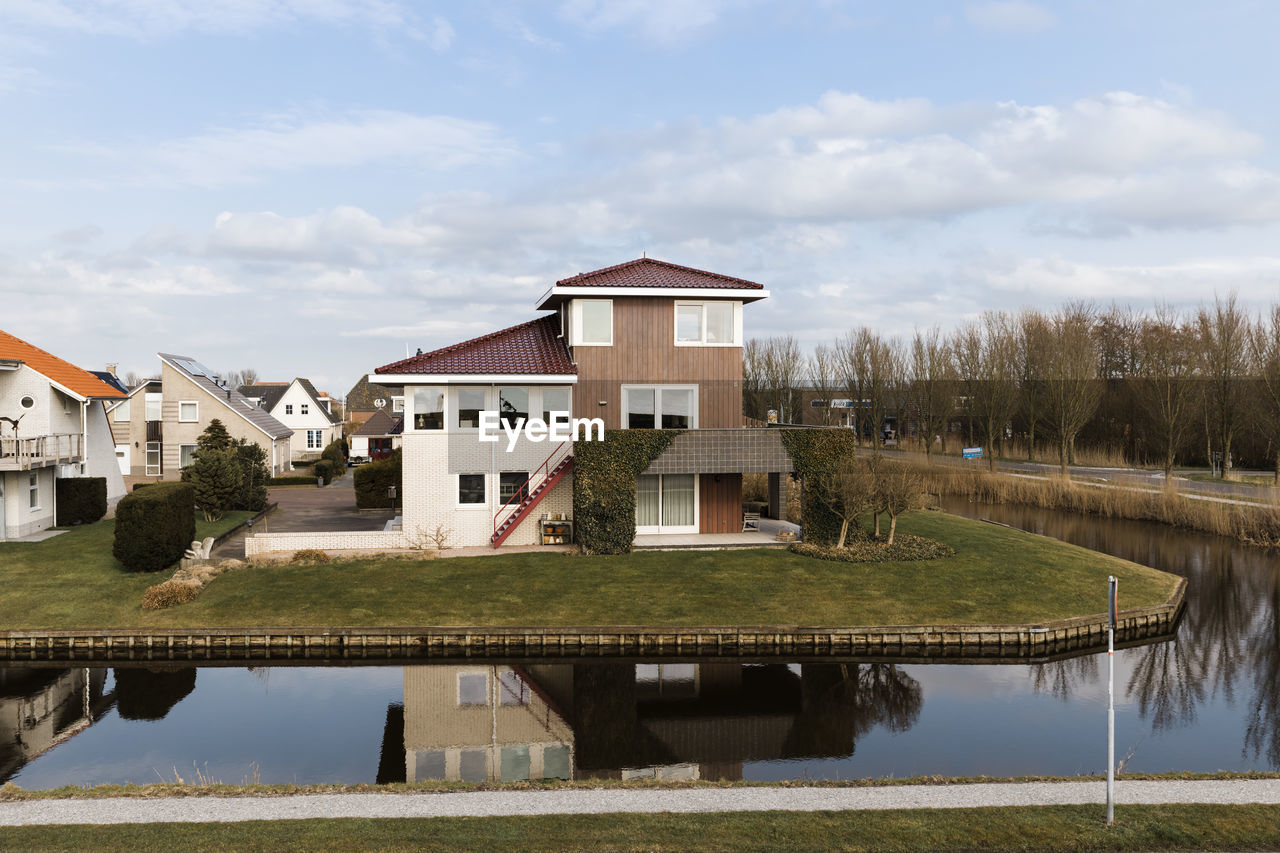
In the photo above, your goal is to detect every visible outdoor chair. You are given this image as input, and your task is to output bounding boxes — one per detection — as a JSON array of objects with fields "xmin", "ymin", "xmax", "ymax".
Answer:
[{"xmin": 742, "ymin": 512, "xmax": 761, "ymax": 533}]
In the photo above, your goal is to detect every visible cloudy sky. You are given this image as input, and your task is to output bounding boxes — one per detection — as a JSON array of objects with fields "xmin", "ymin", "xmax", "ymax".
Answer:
[{"xmin": 3, "ymin": 1, "xmax": 1279, "ymax": 397}]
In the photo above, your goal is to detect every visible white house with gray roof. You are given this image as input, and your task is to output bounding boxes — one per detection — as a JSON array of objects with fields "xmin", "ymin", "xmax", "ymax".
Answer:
[{"xmin": 239, "ymin": 378, "xmax": 340, "ymax": 461}]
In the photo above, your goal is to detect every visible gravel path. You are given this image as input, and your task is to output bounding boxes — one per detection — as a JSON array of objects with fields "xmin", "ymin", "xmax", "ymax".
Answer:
[{"xmin": 4, "ymin": 781, "xmax": 1280, "ymax": 826}]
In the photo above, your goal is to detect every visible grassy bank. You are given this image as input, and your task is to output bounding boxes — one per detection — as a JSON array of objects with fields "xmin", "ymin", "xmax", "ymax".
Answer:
[
  {"xmin": 924, "ymin": 464, "xmax": 1280, "ymax": 546},
  {"xmin": 0, "ymin": 512, "xmax": 1178, "ymax": 631},
  {"xmin": 3, "ymin": 805, "xmax": 1280, "ymax": 852}
]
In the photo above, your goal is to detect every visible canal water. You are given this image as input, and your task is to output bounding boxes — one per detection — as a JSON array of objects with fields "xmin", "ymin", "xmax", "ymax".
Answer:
[{"xmin": 3, "ymin": 502, "xmax": 1277, "ymax": 787}]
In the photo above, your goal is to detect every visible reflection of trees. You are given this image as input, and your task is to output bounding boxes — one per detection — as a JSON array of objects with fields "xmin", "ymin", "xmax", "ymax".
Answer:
[
  {"xmin": 790, "ymin": 664, "xmax": 922, "ymax": 759},
  {"xmin": 1243, "ymin": 575, "xmax": 1280, "ymax": 767},
  {"xmin": 1030, "ymin": 655, "xmax": 1098, "ymax": 701},
  {"xmin": 1127, "ymin": 638, "xmax": 1204, "ymax": 732},
  {"xmin": 854, "ymin": 664, "xmax": 922, "ymax": 735}
]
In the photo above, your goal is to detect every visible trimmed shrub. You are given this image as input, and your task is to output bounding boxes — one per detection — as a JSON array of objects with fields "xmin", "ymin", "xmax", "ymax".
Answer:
[
  {"xmin": 55, "ymin": 477, "xmax": 107, "ymax": 526},
  {"xmin": 292, "ymin": 459, "xmax": 316, "ymax": 468},
  {"xmin": 269, "ymin": 476, "xmax": 316, "ymax": 486},
  {"xmin": 321, "ymin": 439, "xmax": 348, "ymax": 476},
  {"xmin": 291, "ymin": 548, "xmax": 331, "ymax": 565},
  {"xmin": 113, "ymin": 481, "xmax": 196, "ymax": 572},
  {"xmin": 354, "ymin": 449, "xmax": 402, "ymax": 508},
  {"xmin": 141, "ymin": 579, "xmax": 202, "ymax": 609},
  {"xmin": 314, "ymin": 459, "xmax": 335, "ymax": 485},
  {"xmin": 232, "ymin": 440, "xmax": 271, "ymax": 511},
  {"xmin": 789, "ymin": 536, "xmax": 954, "ymax": 564},
  {"xmin": 779, "ymin": 428, "xmax": 859, "ymax": 546},
  {"xmin": 572, "ymin": 430, "xmax": 680, "ymax": 554},
  {"xmin": 186, "ymin": 449, "xmax": 243, "ymax": 522}
]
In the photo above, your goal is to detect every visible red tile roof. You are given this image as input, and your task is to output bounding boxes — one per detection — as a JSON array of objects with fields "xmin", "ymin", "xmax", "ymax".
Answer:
[
  {"xmin": 0, "ymin": 329, "xmax": 127, "ymax": 399},
  {"xmin": 555, "ymin": 257, "xmax": 764, "ymax": 290},
  {"xmin": 376, "ymin": 315, "xmax": 575, "ymax": 376}
]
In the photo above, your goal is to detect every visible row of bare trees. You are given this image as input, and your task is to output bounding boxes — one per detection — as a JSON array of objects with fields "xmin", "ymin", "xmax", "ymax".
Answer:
[{"xmin": 744, "ymin": 294, "xmax": 1280, "ymax": 479}]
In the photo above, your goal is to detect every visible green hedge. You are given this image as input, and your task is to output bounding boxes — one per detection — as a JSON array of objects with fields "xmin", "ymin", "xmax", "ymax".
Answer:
[
  {"xmin": 572, "ymin": 430, "xmax": 679, "ymax": 554},
  {"xmin": 112, "ymin": 481, "xmax": 196, "ymax": 573},
  {"xmin": 55, "ymin": 477, "xmax": 107, "ymax": 526},
  {"xmin": 314, "ymin": 459, "xmax": 335, "ymax": 485},
  {"xmin": 269, "ymin": 476, "xmax": 316, "ymax": 486},
  {"xmin": 354, "ymin": 449, "xmax": 401, "ymax": 508},
  {"xmin": 321, "ymin": 438, "xmax": 348, "ymax": 474},
  {"xmin": 292, "ymin": 459, "xmax": 316, "ymax": 468},
  {"xmin": 778, "ymin": 428, "xmax": 858, "ymax": 546}
]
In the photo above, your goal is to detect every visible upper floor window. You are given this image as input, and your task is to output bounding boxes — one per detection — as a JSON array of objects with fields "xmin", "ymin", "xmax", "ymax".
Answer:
[
  {"xmin": 499, "ymin": 388, "xmax": 528, "ymax": 428},
  {"xmin": 392, "ymin": 396, "xmax": 404, "ymax": 413},
  {"xmin": 572, "ymin": 299, "xmax": 612, "ymax": 346},
  {"xmin": 178, "ymin": 401, "xmax": 198, "ymax": 422},
  {"xmin": 113, "ymin": 400, "xmax": 131, "ymax": 422},
  {"xmin": 675, "ymin": 301, "xmax": 738, "ymax": 346},
  {"xmin": 301, "ymin": 404, "xmax": 309, "ymax": 415},
  {"xmin": 542, "ymin": 387, "xmax": 570, "ymax": 423},
  {"xmin": 623, "ymin": 386, "xmax": 696, "ymax": 429},
  {"xmin": 285, "ymin": 404, "xmax": 293, "ymax": 415},
  {"xmin": 144, "ymin": 393, "xmax": 162, "ymax": 421},
  {"xmin": 457, "ymin": 388, "xmax": 486, "ymax": 429},
  {"xmin": 413, "ymin": 388, "xmax": 445, "ymax": 430}
]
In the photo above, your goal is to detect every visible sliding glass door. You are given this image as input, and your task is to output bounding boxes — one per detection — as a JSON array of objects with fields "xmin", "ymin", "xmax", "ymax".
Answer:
[{"xmin": 635, "ymin": 474, "xmax": 697, "ymax": 534}]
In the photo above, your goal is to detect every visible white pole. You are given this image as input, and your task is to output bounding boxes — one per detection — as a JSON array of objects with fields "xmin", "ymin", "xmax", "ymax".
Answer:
[{"xmin": 1107, "ymin": 575, "xmax": 1117, "ymax": 826}]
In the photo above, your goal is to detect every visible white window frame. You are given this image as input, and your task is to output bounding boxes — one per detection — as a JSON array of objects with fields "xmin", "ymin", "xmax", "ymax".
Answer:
[
  {"xmin": 571, "ymin": 299, "xmax": 613, "ymax": 346},
  {"xmin": 456, "ymin": 473, "xmax": 487, "ymax": 509},
  {"xmin": 673, "ymin": 301, "xmax": 742, "ymax": 347},
  {"xmin": 391, "ymin": 396, "xmax": 404, "ymax": 413},
  {"xmin": 285, "ymin": 404, "xmax": 293, "ymax": 415},
  {"xmin": 301, "ymin": 403, "xmax": 309, "ymax": 415},
  {"xmin": 455, "ymin": 387, "xmax": 488, "ymax": 431},
  {"xmin": 28, "ymin": 471, "xmax": 39, "ymax": 510},
  {"xmin": 540, "ymin": 386, "xmax": 572, "ymax": 425},
  {"xmin": 145, "ymin": 441, "xmax": 161, "ymax": 476},
  {"xmin": 179, "ymin": 444, "xmax": 198, "ymax": 469},
  {"xmin": 634, "ymin": 473, "xmax": 699, "ymax": 535},
  {"xmin": 144, "ymin": 393, "xmax": 162, "ymax": 422},
  {"xmin": 411, "ymin": 387, "xmax": 446, "ymax": 431},
  {"xmin": 178, "ymin": 400, "xmax": 198, "ymax": 423},
  {"xmin": 307, "ymin": 429, "xmax": 324, "ymax": 449},
  {"xmin": 621, "ymin": 385, "xmax": 698, "ymax": 429}
]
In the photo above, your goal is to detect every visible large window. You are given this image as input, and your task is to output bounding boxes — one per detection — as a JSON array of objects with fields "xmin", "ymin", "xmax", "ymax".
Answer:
[
  {"xmin": 457, "ymin": 388, "xmax": 486, "ymax": 429},
  {"xmin": 307, "ymin": 429, "xmax": 323, "ymax": 449},
  {"xmin": 636, "ymin": 474, "xmax": 696, "ymax": 533},
  {"xmin": 541, "ymin": 387, "xmax": 570, "ymax": 424},
  {"xmin": 458, "ymin": 473, "xmax": 486, "ymax": 506},
  {"xmin": 413, "ymin": 388, "xmax": 445, "ymax": 430},
  {"xmin": 113, "ymin": 400, "xmax": 130, "ymax": 422},
  {"xmin": 623, "ymin": 386, "xmax": 695, "ymax": 429},
  {"xmin": 498, "ymin": 388, "xmax": 527, "ymax": 429},
  {"xmin": 574, "ymin": 299, "xmax": 613, "ymax": 346},
  {"xmin": 674, "ymin": 301, "xmax": 737, "ymax": 345},
  {"xmin": 145, "ymin": 441, "xmax": 161, "ymax": 476},
  {"xmin": 178, "ymin": 401, "xmax": 198, "ymax": 422}
]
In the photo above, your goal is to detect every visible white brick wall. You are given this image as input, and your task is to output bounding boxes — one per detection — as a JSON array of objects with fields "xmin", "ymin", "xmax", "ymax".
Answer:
[
  {"xmin": 244, "ymin": 530, "xmax": 407, "ymax": 556},
  {"xmin": 400, "ymin": 431, "xmax": 574, "ymax": 549}
]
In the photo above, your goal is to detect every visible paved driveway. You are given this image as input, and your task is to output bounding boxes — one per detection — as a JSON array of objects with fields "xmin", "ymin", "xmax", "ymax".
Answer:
[{"xmin": 212, "ymin": 473, "xmax": 395, "ymax": 558}]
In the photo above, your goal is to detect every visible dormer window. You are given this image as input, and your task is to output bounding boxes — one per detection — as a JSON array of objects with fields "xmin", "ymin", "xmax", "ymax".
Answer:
[
  {"xmin": 571, "ymin": 299, "xmax": 613, "ymax": 346},
  {"xmin": 675, "ymin": 301, "xmax": 739, "ymax": 346}
]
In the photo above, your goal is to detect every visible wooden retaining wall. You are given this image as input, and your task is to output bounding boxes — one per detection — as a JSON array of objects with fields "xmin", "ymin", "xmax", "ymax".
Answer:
[{"xmin": 0, "ymin": 579, "xmax": 1184, "ymax": 666}]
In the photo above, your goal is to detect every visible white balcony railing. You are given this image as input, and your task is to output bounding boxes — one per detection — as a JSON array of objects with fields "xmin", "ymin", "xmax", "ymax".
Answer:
[{"xmin": 0, "ymin": 434, "xmax": 83, "ymax": 471}]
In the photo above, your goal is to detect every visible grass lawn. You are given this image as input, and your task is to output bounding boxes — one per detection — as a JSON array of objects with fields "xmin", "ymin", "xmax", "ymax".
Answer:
[
  {"xmin": 1, "ymin": 805, "xmax": 1278, "ymax": 852},
  {"xmin": 0, "ymin": 511, "xmax": 1179, "ymax": 631}
]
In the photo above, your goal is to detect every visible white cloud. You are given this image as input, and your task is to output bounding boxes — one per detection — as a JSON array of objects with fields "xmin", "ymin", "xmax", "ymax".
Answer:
[
  {"xmin": 42, "ymin": 110, "xmax": 516, "ymax": 189},
  {"xmin": 965, "ymin": 1, "xmax": 1057, "ymax": 34}
]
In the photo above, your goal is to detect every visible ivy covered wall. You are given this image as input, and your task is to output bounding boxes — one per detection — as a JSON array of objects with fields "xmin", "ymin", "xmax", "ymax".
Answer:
[{"xmin": 572, "ymin": 429, "xmax": 680, "ymax": 554}]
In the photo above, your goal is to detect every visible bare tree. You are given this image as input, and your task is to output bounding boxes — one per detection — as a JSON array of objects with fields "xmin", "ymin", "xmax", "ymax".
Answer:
[
  {"xmin": 123, "ymin": 370, "xmax": 141, "ymax": 389},
  {"xmin": 1248, "ymin": 303, "xmax": 1280, "ymax": 482},
  {"xmin": 1133, "ymin": 306, "xmax": 1198, "ymax": 479},
  {"xmin": 908, "ymin": 326, "xmax": 955, "ymax": 461},
  {"xmin": 742, "ymin": 338, "xmax": 766, "ymax": 422},
  {"xmin": 1040, "ymin": 303, "xmax": 1102, "ymax": 477},
  {"xmin": 758, "ymin": 335, "xmax": 804, "ymax": 423},
  {"xmin": 875, "ymin": 460, "xmax": 924, "ymax": 545},
  {"xmin": 956, "ymin": 313, "xmax": 1020, "ymax": 472},
  {"xmin": 240, "ymin": 368, "xmax": 260, "ymax": 387},
  {"xmin": 1198, "ymin": 293, "xmax": 1250, "ymax": 479},
  {"xmin": 813, "ymin": 455, "xmax": 876, "ymax": 548},
  {"xmin": 222, "ymin": 369, "xmax": 243, "ymax": 389},
  {"xmin": 1015, "ymin": 310, "xmax": 1050, "ymax": 461},
  {"xmin": 838, "ymin": 328, "xmax": 900, "ymax": 452},
  {"xmin": 807, "ymin": 343, "xmax": 842, "ymax": 426}
]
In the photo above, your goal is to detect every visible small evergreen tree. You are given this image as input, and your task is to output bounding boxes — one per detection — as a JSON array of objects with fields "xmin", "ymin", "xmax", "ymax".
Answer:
[
  {"xmin": 195, "ymin": 419, "xmax": 234, "ymax": 455},
  {"xmin": 188, "ymin": 449, "xmax": 243, "ymax": 521},
  {"xmin": 233, "ymin": 439, "xmax": 270, "ymax": 511}
]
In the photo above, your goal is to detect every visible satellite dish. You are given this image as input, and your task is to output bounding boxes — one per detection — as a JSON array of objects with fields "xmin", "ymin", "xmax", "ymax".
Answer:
[{"xmin": 374, "ymin": 398, "xmax": 386, "ymax": 409}]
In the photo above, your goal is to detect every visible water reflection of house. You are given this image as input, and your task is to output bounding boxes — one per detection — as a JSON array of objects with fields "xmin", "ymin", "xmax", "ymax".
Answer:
[
  {"xmin": 0, "ymin": 668, "xmax": 111, "ymax": 784},
  {"xmin": 397, "ymin": 662, "xmax": 911, "ymax": 783},
  {"xmin": 402, "ymin": 666, "xmax": 574, "ymax": 783}
]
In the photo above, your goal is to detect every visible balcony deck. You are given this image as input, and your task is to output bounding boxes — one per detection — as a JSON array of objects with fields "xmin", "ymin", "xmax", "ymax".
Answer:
[{"xmin": 0, "ymin": 434, "xmax": 83, "ymax": 471}]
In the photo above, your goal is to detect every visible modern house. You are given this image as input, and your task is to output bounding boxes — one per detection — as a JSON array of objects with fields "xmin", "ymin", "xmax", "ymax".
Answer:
[
  {"xmin": 238, "ymin": 378, "xmax": 341, "ymax": 461},
  {"xmin": 108, "ymin": 353, "xmax": 293, "ymax": 482},
  {"xmin": 372, "ymin": 258, "xmax": 794, "ymax": 549},
  {"xmin": 0, "ymin": 330, "xmax": 128, "ymax": 540}
]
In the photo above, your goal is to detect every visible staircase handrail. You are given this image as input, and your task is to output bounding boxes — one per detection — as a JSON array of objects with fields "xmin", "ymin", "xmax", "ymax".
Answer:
[{"xmin": 493, "ymin": 440, "xmax": 572, "ymax": 538}]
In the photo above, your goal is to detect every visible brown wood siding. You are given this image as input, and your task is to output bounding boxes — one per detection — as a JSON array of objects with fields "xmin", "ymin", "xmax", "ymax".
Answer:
[
  {"xmin": 699, "ymin": 473, "xmax": 742, "ymax": 533},
  {"xmin": 570, "ymin": 297, "xmax": 743, "ymax": 429}
]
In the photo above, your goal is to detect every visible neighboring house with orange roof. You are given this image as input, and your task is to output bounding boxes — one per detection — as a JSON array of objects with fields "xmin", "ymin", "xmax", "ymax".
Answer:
[{"xmin": 0, "ymin": 330, "xmax": 127, "ymax": 540}]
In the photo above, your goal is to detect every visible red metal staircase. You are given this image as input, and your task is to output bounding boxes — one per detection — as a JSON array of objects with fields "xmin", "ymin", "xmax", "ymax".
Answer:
[{"xmin": 491, "ymin": 443, "xmax": 573, "ymax": 547}]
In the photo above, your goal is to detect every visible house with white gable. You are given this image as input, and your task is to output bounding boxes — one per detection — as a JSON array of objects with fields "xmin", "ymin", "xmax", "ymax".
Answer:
[
  {"xmin": 0, "ymin": 330, "xmax": 127, "ymax": 540},
  {"xmin": 239, "ymin": 378, "xmax": 340, "ymax": 461}
]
